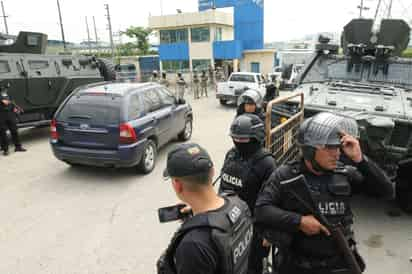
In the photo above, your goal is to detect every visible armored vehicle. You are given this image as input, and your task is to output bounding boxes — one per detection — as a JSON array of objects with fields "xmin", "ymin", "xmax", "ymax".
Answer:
[
  {"xmin": 292, "ymin": 19, "xmax": 412, "ymax": 211},
  {"xmin": 0, "ymin": 31, "xmax": 115, "ymax": 128}
]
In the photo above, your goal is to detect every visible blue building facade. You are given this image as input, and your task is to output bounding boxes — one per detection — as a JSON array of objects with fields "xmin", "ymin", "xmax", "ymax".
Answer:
[
  {"xmin": 199, "ymin": 0, "xmax": 264, "ymax": 60},
  {"xmin": 156, "ymin": 0, "xmax": 265, "ymax": 70}
]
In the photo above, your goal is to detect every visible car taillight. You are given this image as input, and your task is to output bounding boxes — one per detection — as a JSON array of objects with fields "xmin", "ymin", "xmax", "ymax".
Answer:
[
  {"xmin": 51, "ymin": 119, "xmax": 59, "ymax": 141},
  {"xmin": 119, "ymin": 123, "xmax": 137, "ymax": 144}
]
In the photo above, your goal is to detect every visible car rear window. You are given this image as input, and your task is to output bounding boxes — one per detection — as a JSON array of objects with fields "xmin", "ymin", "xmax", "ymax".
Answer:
[
  {"xmin": 58, "ymin": 95, "xmax": 121, "ymax": 125},
  {"xmin": 229, "ymin": 74, "xmax": 255, "ymax": 83}
]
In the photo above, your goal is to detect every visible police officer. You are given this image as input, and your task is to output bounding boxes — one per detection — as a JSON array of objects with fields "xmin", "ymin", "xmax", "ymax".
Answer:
[
  {"xmin": 151, "ymin": 70, "xmax": 159, "ymax": 82},
  {"xmin": 176, "ymin": 73, "xmax": 187, "ymax": 100},
  {"xmin": 219, "ymin": 114, "xmax": 276, "ymax": 274},
  {"xmin": 0, "ymin": 90, "xmax": 26, "ymax": 156},
  {"xmin": 158, "ymin": 143, "xmax": 253, "ymax": 274},
  {"xmin": 255, "ymin": 112, "xmax": 394, "ymax": 274},
  {"xmin": 236, "ymin": 89, "xmax": 265, "ymax": 122},
  {"xmin": 159, "ymin": 72, "xmax": 170, "ymax": 87},
  {"xmin": 192, "ymin": 71, "xmax": 200, "ymax": 99},
  {"xmin": 200, "ymin": 70, "xmax": 208, "ymax": 97}
]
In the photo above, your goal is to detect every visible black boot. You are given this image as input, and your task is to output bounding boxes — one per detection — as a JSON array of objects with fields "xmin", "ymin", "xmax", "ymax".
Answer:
[
  {"xmin": 15, "ymin": 146, "xmax": 27, "ymax": 152},
  {"xmin": 3, "ymin": 149, "xmax": 9, "ymax": 156}
]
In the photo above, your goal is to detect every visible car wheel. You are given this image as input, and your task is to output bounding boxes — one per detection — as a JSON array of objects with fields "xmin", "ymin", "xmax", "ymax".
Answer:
[
  {"xmin": 137, "ymin": 140, "xmax": 157, "ymax": 174},
  {"xmin": 178, "ymin": 118, "xmax": 192, "ymax": 141},
  {"xmin": 219, "ymin": 99, "xmax": 227, "ymax": 105}
]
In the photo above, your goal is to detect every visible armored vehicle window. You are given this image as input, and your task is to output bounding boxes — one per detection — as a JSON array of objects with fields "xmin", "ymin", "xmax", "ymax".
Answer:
[
  {"xmin": 127, "ymin": 93, "xmax": 141, "ymax": 120},
  {"xmin": 0, "ymin": 61, "xmax": 10, "ymax": 73},
  {"xmin": 58, "ymin": 94, "xmax": 121, "ymax": 125},
  {"xmin": 229, "ymin": 74, "xmax": 256, "ymax": 83},
  {"xmin": 29, "ymin": 60, "xmax": 49, "ymax": 70}
]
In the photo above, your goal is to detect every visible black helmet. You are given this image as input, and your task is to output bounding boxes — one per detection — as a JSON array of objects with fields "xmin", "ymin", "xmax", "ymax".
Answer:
[
  {"xmin": 298, "ymin": 112, "xmax": 359, "ymax": 162},
  {"xmin": 230, "ymin": 113, "xmax": 265, "ymax": 144},
  {"xmin": 237, "ymin": 89, "xmax": 263, "ymax": 108}
]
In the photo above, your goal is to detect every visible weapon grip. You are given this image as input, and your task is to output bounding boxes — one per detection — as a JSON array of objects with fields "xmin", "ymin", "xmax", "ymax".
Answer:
[{"xmin": 331, "ymin": 225, "xmax": 362, "ymax": 274}]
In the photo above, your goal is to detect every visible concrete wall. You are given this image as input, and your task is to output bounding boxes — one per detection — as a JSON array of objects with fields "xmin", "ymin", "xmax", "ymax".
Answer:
[
  {"xmin": 221, "ymin": 25, "xmax": 234, "ymax": 40},
  {"xmin": 241, "ymin": 50, "xmax": 276, "ymax": 75},
  {"xmin": 149, "ymin": 9, "xmax": 233, "ymax": 29}
]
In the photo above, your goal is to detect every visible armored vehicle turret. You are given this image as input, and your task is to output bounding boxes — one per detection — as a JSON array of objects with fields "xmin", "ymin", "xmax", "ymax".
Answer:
[
  {"xmin": 293, "ymin": 19, "xmax": 412, "ymax": 212},
  {"xmin": 0, "ymin": 31, "xmax": 115, "ymax": 128}
]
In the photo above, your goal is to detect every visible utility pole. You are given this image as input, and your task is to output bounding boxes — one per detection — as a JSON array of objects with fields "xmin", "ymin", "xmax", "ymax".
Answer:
[
  {"xmin": 85, "ymin": 16, "xmax": 92, "ymax": 54},
  {"xmin": 1, "ymin": 1, "xmax": 8, "ymax": 34},
  {"xmin": 357, "ymin": 0, "xmax": 369, "ymax": 18},
  {"xmin": 104, "ymin": 3, "xmax": 115, "ymax": 59},
  {"xmin": 387, "ymin": 0, "xmax": 393, "ymax": 18},
  {"xmin": 92, "ymin": 16, "xmax": 99, "ymax": 51},
  {"xmin": 57, "ymin": 0, "xmax": 66, "ymax": 50}
]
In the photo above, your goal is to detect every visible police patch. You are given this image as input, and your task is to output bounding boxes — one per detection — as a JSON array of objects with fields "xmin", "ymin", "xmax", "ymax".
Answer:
[{"xmin": 228, "ymin": 206, "xmax": 242, "ymax": 224}]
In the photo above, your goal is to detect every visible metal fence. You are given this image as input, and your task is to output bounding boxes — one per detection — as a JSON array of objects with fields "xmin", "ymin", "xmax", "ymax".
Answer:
[{"xmin": 265, "ymin": 92, "xmax": 304, "ymax": 165}]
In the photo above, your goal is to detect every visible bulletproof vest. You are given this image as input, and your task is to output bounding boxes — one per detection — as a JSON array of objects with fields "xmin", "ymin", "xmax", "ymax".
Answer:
[
  {"xmin": 278, "ymin": 164, "xmax": 354, "ymax": 258},
  {"xmin": 220, "ymin": 149, "xmax": 272, "ymax": 209},
  {"xmin": 157, "ymin": 195, "xmax": 253, "ymax": 274}
]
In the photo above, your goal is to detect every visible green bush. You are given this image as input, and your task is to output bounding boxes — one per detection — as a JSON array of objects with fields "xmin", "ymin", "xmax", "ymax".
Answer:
[{"xmin": 402, "ymin": 48, "xmax": 412, "ymax": 58}]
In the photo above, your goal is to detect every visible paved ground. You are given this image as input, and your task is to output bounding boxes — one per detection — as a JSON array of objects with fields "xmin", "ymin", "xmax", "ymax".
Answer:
[{"xmin": 0, "ymin": 91, "xmax": 411, "ymax": 274}]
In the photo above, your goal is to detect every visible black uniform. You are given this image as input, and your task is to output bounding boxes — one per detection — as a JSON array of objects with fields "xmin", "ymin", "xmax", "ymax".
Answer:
[
  {"xmin": 255, "ymin": 156, "xmax": 393, "ymax": 274},
  {"xmin": 219, "ymin": 147, "xmax": 276, "ymax": 274},
  {"xmin": 0, "ymin": 92, "xmax": 22, "ymax": 153},
  {"xmin": 157, "ymin": 195, "xmax": 253, "ymax": 274}
]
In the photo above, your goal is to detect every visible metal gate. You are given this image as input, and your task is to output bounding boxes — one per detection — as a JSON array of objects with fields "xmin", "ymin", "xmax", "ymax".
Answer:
[{"xmin": 265, "ymin": 92, "xmax": 304, "ymax": 165}]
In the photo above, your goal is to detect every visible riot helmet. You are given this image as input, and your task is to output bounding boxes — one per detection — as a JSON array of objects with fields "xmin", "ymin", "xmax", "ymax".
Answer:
[
  {"xmin": 230, "ymin": 113, "xmax": 265, "ymax": 143},
  {"xmin": 237, "ymin": 89, "xmax": 262, "ymax": 108},
  {"xmin": 230, "ymin": 114, "xmax": 265, "ymax": 157},
  {"xmin": 298, "ymin": 112, "xmax": 359, "ymax": 170}
]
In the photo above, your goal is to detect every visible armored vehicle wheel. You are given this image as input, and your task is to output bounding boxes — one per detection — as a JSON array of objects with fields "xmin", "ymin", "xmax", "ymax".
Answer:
[
  {"xmin": 137, "ymin": 140, "xmax": 157, "ymax": 174},
  {"xmin": 396, "ymin": 178, "xmax": 412, "ymax": 213},
  {"xmin": 178, "ymin": 118, "xmax": 192, "ymax": 141},
  {"xmin": 97, "ymin": 58, "xmax": 116, "ymax": 81}
]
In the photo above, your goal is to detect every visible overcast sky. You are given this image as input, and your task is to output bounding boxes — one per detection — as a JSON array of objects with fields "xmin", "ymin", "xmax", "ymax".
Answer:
[{"xmin": 3, "ymin": 0, "xmax": 412, "ymax": 43}]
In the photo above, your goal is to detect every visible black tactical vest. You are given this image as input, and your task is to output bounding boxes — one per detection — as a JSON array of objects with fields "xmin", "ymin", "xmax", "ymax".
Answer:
[
  {"xmin": 157, "ymin": 195, "xmax": 253, "ymax": 274},
  {"xmin": 220, "ymin": 149, "xmax": 273, "ymax": 209},
  {"xmin": 278, "ymin": 164, "xmax": 354, "ymax": 258}
]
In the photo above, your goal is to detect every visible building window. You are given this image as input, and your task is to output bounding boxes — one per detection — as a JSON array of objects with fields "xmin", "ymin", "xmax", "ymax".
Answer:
[
  {"xmin": 160, "ymin": 29, "xmax": 188, "ymax": 44},
  {"xmin": 162, "ymin": 60, "xmax": 190, "ymax": 72},
  {"xmin": 192, "ymin": 59, "xmax": 211, "ymax": 72},
  {"xmin": 214, "ymin": 27, "xmax": 222, "ymax": 41},
  {"xmin": 191, "ymin": 27, "xmax": 210, "ymax": 42},
  {"xmin": 251, "ymin": 62, "xmax": 260, "ymax": 73}
]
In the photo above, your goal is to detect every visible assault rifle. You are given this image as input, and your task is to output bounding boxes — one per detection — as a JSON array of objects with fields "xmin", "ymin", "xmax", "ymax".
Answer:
[{"xmin": 281, "ymin": 175, "xmax": 363, "ymax": 274}]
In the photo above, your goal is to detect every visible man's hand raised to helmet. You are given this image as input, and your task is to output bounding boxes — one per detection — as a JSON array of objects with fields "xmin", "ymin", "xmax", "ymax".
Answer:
[{"xmin": 340, "ymin": 133, "xmax": 362, "ymax": 163}]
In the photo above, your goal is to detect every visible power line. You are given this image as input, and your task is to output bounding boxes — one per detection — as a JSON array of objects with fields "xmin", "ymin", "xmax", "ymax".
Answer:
[
  {"xmin": 357, "ymin": 0, "xmax": 370, "ymax": 18},
  {"xmin": 1, "ymin": 1, "xmax": 8, "ymax": 34}
]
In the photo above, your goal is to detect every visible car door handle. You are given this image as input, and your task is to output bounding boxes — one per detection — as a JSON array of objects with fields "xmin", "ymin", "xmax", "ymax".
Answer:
[{"xmin": 229, "ymin": 86, "xmax": 234, "ymax": 88}]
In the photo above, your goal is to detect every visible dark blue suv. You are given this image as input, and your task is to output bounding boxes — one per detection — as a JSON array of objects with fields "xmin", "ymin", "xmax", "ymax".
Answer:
[{"xmin": 50, "ymin": 82, "xmax": 193, "ymax": 174}]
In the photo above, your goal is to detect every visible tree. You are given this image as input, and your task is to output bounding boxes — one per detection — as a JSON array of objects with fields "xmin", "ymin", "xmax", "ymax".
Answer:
[{"xmin": 122, "ymin": 26, "xmax": 152, "ymax": 55}]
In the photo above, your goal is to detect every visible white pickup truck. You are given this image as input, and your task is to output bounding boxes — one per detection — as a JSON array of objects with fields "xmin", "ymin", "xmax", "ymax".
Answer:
[{"xmin": 216, "ymin": 72, "xmax": 267, "ymax": 105}]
